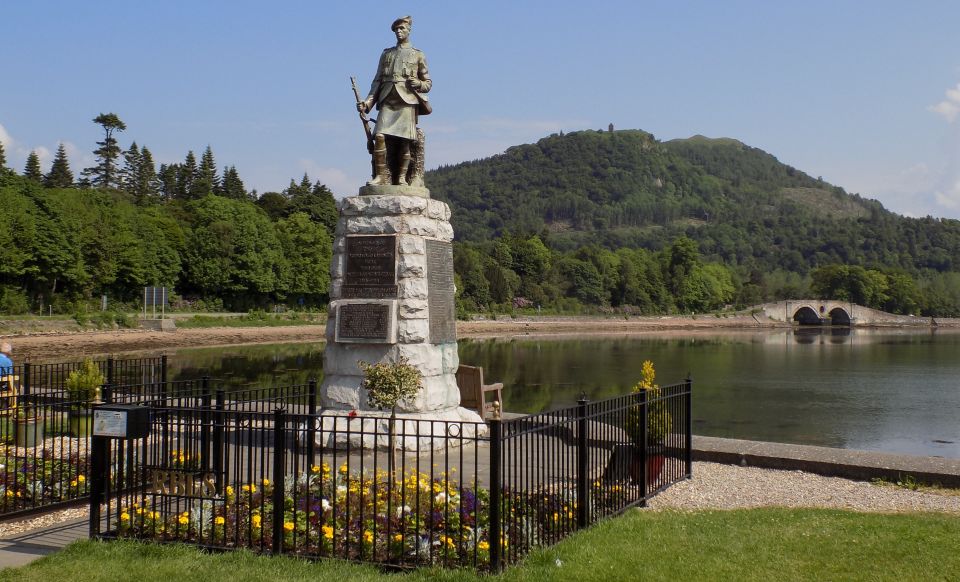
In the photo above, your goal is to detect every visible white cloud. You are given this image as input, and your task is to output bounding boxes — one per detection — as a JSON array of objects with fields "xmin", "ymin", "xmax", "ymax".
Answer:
[
  {"xmin": 933, "ymin": 179, "xmax": 960, "ymax": 210},
  {"xmin": 0, "ymin": 123, "xmax": 12, "ymax": 149},
  {"xmin": 297, "ymin": 159, "xmax": 358, "ymax": 198},
  {"xmin": 34, "ymin": 146, "xmax": 52, "ymax": 170},
  {"xmin": 929, "ymin": 83, "xmax": 960, "ymax": 123}
]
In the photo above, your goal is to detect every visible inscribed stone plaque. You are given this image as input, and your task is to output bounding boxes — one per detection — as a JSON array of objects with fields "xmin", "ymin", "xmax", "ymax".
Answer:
[
  {"xmin": 342, "ymin": 236, "xmax": 398, "ymax": 298},
  {"xmin": 426, "ymin": 239, "xmax": 456, "ymax": 343},
  {"xmin": 336, "ymin": 302, "xmax": 396, "ymax": 343}
]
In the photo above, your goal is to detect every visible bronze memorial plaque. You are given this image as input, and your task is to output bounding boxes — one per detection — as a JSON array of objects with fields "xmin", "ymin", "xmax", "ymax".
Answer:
[
  {"xmin": 337, "ymin": 303, "xmax": 391, "ymax": 342},
  {"xmin": 342, "ymin": 235, "xmax": 398, "ymax": 298},
  {"xmin": 426, "ymin": 239, "xmax": 456, "ymax": 343}
]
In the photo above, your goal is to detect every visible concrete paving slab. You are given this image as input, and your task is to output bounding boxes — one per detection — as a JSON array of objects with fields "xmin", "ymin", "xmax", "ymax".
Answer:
[{"xmin": 0, "ymin": 518, "xmax": 87, "ymax": 569}]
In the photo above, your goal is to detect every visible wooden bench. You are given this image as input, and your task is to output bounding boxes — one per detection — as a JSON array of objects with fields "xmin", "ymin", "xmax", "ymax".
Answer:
[{"xmin": 455, "ymin": 365, "xmax": 503, "ymax": 419}]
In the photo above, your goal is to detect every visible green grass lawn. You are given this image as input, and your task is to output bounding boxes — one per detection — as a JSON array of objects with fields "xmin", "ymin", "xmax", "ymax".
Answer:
[{"xmin": 2, "ymin": 508, "xmax": 957, "ymax": 581}]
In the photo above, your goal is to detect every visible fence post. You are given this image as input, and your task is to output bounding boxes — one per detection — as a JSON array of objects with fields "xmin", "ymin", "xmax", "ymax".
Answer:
[
  {"xmin": 89, "ymin": 390, "xmax": 112, "ymax": 538},
  {"xmin": 639, "ymin": 389, "xmax": 648, "ymax": 506},
  {"xmin": 488, "ymin": 418, "xmax": 503, "ymax": 573},
  {"xmin": 214, "ymin": 389, "xmax": 225, "ymax": 493},
  {"xmin": 272, "ymin": 408, "xmax": 286, "ymax": 555},
  {"xmin": 107, "ymin": 357, "xmax": 115, "ymax": 387},
  {"xmin": 576, "ymin": 395, "xmax": 589, "ymax": 530},
  {"xmin": 22, "ymin": 362, "xmax": 30, "ymax": 396},
  {"xmin": 160, "ymin": 355, "xmax": 168, "ymax": 385},
  {"xmin": 201, "ymin": 377, "xmax": 211, "ymax": 471},
  {"xmin": 685, "ymin": 374, "xmax": 693, "ymax": 479},
  {"xmin": 307, "ymin": 379, "xmax": 317, "ymax": 465}
]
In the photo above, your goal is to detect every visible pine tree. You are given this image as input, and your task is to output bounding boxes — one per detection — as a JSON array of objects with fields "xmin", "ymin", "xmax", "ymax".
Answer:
[
  {"xmin": 120, "ymin": 142, "xmax": 142, "ymax": 193},
  {"xmin": 137, "ymin": 146, "xmax": 160, "ymax": 201},
  {"xmin": 158, "ymin": 163, "xmax": 179, "ymax": 200},
  {"xmin": 81, "ymin": 113, "xmax": 127, "ymax": 189},
  {"xmin": 0, "ymin": 140, "xmax": 7, "ymax": 171},
  {"xmin": 24, "ymin": 151, "xmax": 43, "ymax": 182},
  {"xmin": 193, "ymin": 145, "xmax": 219, "ymax": 198},
  {"xmin": 44, "ymin": 143, "xmax": 75, "ymax": 188},
  {"xmin": 221, "ymin": 165, "xmax": 247, "ymax": 199},
  {"xmin": 176, "ymin": 151, "xmax": 197, "ymax": 199}
]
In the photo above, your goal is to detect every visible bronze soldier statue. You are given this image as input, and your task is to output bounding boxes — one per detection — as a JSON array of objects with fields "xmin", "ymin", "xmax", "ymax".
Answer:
[{"xmin": 356, "ymin": 15, "xmax": 431, "ymax": 188}]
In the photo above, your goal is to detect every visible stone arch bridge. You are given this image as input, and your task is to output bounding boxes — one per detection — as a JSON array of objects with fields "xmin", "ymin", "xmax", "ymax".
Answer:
[{"xmin": 759, "ymin": 300, "xmax": 923, "ymax": 326}]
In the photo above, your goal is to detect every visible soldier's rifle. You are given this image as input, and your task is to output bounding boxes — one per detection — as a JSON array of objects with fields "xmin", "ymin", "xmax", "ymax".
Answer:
[{"xmin": 350, "ymin": 76, "xmax": 375, "ymax": 153}]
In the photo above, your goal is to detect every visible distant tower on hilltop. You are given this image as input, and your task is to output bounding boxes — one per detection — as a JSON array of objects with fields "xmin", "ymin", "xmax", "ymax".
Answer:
[{"xmin": 608, "ymin": 123, "xmax": 614, "ymax": 132}]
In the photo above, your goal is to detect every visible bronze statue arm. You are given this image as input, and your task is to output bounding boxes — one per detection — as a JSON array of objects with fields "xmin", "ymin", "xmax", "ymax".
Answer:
[{"xmin": 407, "ymin": 55, "xmax": 431, "ymax": 93}]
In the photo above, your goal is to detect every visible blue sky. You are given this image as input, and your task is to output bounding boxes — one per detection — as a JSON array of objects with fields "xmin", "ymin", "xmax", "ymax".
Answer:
[{"xmin": 3, "ymin": 1, "xmax": 960, "ymax": 219}]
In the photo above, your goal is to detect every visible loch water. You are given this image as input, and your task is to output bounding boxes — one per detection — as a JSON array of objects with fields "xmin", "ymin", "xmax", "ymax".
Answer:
[{"xmin": 156, "ymin": 328, "xmax": 960, "ymax": 459}]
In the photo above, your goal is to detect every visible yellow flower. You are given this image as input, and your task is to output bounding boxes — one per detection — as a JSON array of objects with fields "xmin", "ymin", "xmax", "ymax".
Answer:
[
  {"xmin": 77, "ymin": 475, "xmax": 86, "ymax": 483},
  {"xmin": 252, "ymin": 515, "xmax": 262, "ymax": 528},
  {"xmin": 178, "ymin": 515, "xmax": 189, "ymax": 525},
  {"xmin": 478, "ymin": 541, "xmax": 490, "ymax": 551},
  {"xmin": 225, "ymin": 485, "xmax": 234, "ymax": 496},
  {"xmin": 363, "ymin": 530, "xmax": 373, "ymax": 543},
  {"xmin": 215, "ymin": 516, "xmax": 225, "ymax": 526},
  {"xmin": 283, "ymin": 521, "xmax": 294, "ymax": 532},
  {"xmin": 310, "ymin": 465, "xmax": 320, "ymax": 474},
  {"xmin": 322, "ymin": 463, "xmax": 331, "ymax": 474},
  {"xmin": 120, "ymin": 512, "xmax": 130, "ymax": 521},
  {"xmin": 135, "ymin": 508, "xmax": 144, "ymax": 515},
  {"xmin": 322, "ymin": 525, "xmax": 334, "ymax": 539},
  {"xmin": 339, "ymin": 463, "xmax": 348, "ymax": 474},
  {"xmin": 69, "ymin": 480, "xmax": 78, "ymax": 487},
  {"xmin": 241, "ymin": 484, "xmax": 257, "ymax": 493},
  {"xmin": 262, "ymin": 478, "xmax": 270, "ymax": 487},
  {"xmin": 393, "ymin": 534, "xmax": 403, "ymax": 542},
  {"xmin": 4, "ymin": 490, "xmax": 13, "ymax": 498}
]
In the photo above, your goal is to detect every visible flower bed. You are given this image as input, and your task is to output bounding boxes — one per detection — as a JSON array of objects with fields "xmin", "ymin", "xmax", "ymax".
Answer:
[
  {"xmin": 113, "ymin": 464, "xmax": 628, "ymax": 569},
  {"xmin": 0, "ymin": 449, "xmax": 89, "ymax": 512}
]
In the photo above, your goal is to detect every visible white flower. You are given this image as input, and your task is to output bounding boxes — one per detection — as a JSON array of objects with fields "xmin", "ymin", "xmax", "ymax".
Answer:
[
  {"xmin": 434, "ymin": 492, "xmax": 447, "ymax": 504},
  {"xmin": 396, "ymin": 505, "xmax": 411, "ymax": 517},
  {"xmin": 321, "ymin": 498, "xmax": 331, "ymax": 512}
]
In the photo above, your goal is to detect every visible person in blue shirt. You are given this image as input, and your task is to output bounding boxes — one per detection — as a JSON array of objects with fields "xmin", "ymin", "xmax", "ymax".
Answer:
[{"xmin": 0, "ymin": 342, "xmax": 12, "ymax": 376}]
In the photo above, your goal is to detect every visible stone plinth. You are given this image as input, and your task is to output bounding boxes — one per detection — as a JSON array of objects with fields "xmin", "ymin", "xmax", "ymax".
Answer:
[{"xmin": 321, "ymin": 191, "xmax": 483, "ymax": 440}]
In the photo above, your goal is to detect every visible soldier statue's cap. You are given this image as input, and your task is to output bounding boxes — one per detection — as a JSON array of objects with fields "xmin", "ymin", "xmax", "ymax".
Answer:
[{"xmin": 391, "ymin": 15, "xmax": 412, "ymax": 31}]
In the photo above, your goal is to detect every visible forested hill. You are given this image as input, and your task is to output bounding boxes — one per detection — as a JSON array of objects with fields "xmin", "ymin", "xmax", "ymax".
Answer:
[{"xmin": 426, "ymin": 129, "xmax": 960, "ymax": 275}]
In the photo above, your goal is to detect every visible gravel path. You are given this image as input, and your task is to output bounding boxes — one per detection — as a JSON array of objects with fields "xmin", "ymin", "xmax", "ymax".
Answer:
[
  {"xmin": 0, "ymin": 462, "xmax": 956, "ymax": 540},
  {"xmin": 647, "ymin": 462, "xmax": 960, "ymax": 513}
]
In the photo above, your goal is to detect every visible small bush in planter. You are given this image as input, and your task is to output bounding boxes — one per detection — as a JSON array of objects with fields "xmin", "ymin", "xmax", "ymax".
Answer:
[
  {"xmin": 358, "ymin": 357, "xmax": 423, "ymax": 475},
  {"xmin": 625, "ymin": 360, "xmax": 673, "ymax": 446},
  {"xmin": 66, "ymin": 358, "xmax": 105, "ymax": 409}
]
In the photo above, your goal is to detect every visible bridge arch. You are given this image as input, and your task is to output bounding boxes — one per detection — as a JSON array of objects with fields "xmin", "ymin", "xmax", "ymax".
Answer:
[
  {"xmin": 828, "ymin": 307, "xmax": 851, "ymax": 326},
  {"xmin": 792, "ymin": 306, "xmax": 822, "ymax": 325}
]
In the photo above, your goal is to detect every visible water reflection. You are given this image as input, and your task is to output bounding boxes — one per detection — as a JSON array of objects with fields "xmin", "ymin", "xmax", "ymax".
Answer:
[{"xmin": 159, "ymin": 329, "xmax": 959, "ymax": 459}]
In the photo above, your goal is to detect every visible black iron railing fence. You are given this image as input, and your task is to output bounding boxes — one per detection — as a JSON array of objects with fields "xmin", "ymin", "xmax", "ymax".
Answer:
[
  {"xmin": 0, "ymin": 356, "xmax": 166, "ymax": 519},
  {"xmin": 89, "ymin": 379, "xmax": 693, "ymax": 571}
]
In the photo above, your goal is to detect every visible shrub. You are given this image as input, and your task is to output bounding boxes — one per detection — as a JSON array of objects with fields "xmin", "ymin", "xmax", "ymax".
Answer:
[
  {"xmin": 625, "ymin": 360, "xmax": 673, "ymax": 446},
  {"xmin": 0, "ymin": 287, "xmax": 30, "ymax": 315},
  {"xmin": 65, "ymin": 359, "xmax": 105, "ymax": 407}
]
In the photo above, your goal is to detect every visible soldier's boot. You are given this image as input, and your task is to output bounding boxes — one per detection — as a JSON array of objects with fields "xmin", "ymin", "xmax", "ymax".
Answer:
[
  {"xmin": 396, "ymin": 153, "xmax": 412, "ymax": 186},
  {"xmin": 367, "ymin": 135, "xmax": 392, "ymax": 186}
]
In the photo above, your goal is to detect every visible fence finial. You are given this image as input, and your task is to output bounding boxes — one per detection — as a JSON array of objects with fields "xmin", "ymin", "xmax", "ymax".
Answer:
[{"xmin": 491, "ymin": 400, "xmax": 501, "ymax": 420}]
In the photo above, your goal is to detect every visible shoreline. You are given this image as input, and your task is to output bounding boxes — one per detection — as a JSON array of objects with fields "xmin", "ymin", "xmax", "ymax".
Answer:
[{"xmin": 3, "ymin": 315, "xmax": 959, "ymax": 361}]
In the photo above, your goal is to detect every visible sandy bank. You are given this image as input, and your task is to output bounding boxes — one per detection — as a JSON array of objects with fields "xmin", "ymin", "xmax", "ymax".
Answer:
[{"xmin": 4, "ymin": 313, "xmax": 956, "ymax": 362}]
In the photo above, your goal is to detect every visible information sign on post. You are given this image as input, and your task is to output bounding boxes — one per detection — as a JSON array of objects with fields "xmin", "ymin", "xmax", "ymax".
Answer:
[
  {"xmin": 143, "ymin": 286, "xmax": 169, "ymax": 320},
  {"xmin": 93, "ymin": 405, "xmax": 151, "ymax": 439}
]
